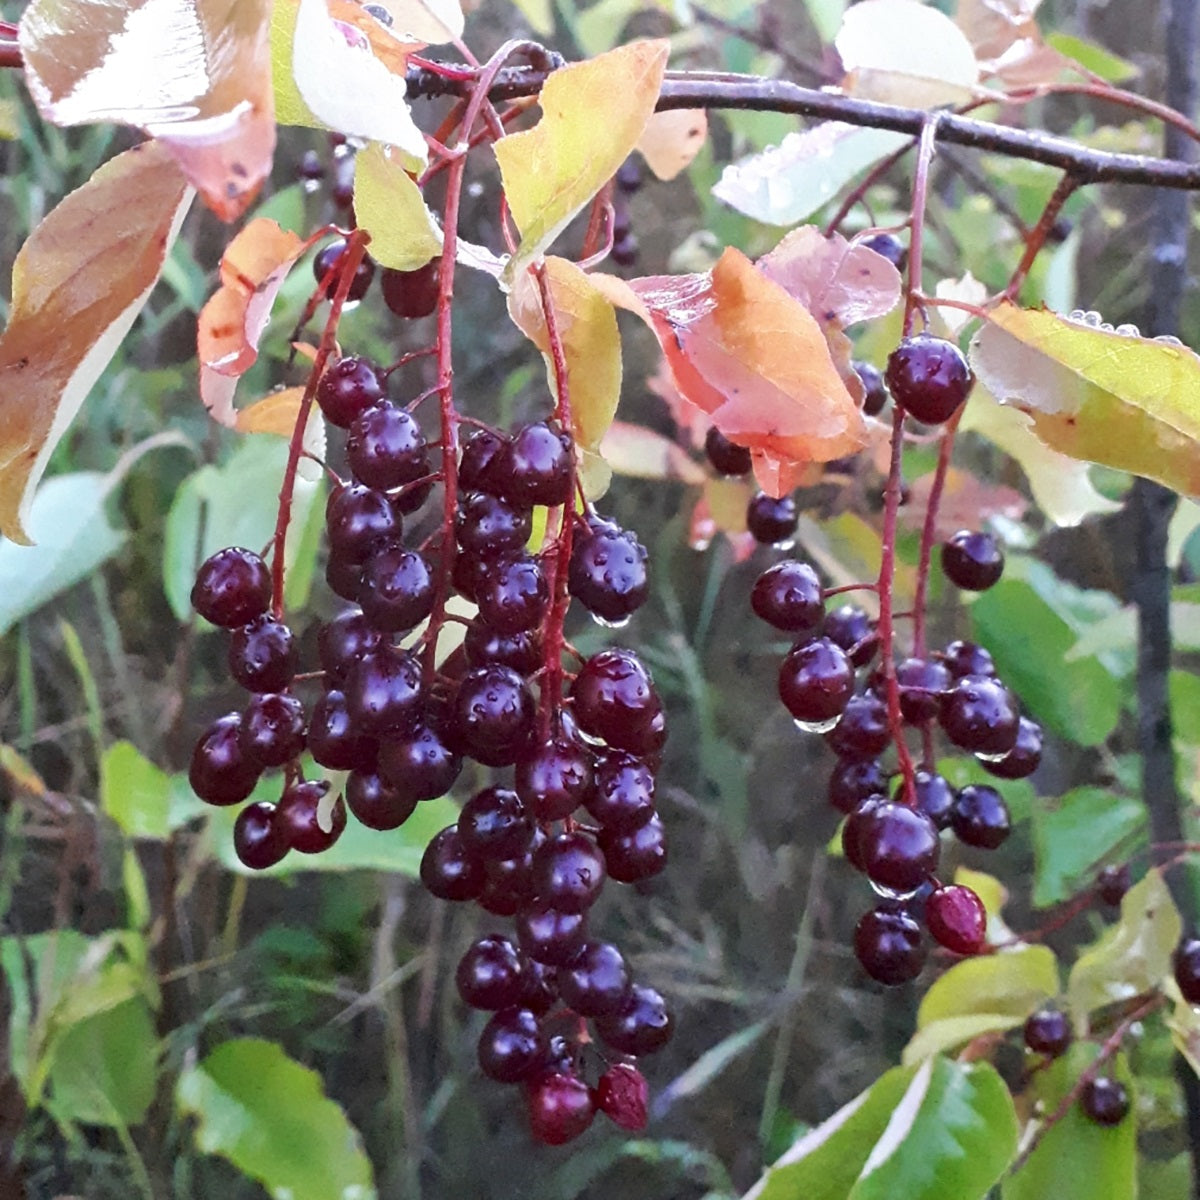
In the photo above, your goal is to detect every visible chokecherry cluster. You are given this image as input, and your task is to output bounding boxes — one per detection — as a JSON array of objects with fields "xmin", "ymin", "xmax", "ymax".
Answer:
[{"xmin": 189, "ymin": 339, "xmax": 673, "ymax": 1141}]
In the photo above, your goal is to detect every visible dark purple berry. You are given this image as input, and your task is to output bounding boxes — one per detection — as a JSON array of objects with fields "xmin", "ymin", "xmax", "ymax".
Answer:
[
  {"xmin": 313, "ymin": 240, "xmax": 374, "ymax": 302},
  {"xmin": 345, "ymin": 769, "xmax": 417, "ymax": 830},
  {"xmin": 855, "ymin": 801, "xmax": 940, "ymax": 893},
  {"xmin": 778, "ymin": 637, "xmax": 854, "ymax": 725},
  {"xmin": 941, "ymin": 676, "xmax": 1020, "ymax": 757},
  {"xmin": 594, "ymin": 984, "xmax": 673, "ymax": 1056},
  {"xmin": 317, "ymin": 608, "xmax": 383, "ymax": 685},
  {"xmin": 380, "ymin": 261, "xmax": 440, "ymax": 319},
  {"xmin": 228, "ymin": 616, "xmax": 296, "ymax": 692},
  {"xmin": 527, "ymin": 1072, "xmax": 595, "ymax": 1145},
  {"xmin": 1096, "ymin": 864, "xmax": 1130, "ymax": 908},
  {"xmin": 455, "ymin": 491, "xmax": 533, "ymax": 557},
  {"xmin": 458, "ymin": 428, "xmax": 507, "ymax": 493},
  {"xmin": 825, "ymin": 691, "xmax": 890, "ymax": 759},
  {"xmin": 981, "ymin": 716, "xmax": 1043, "ymax": 780},
  {"xmin": 823, "ymin": 605, "xmax": 878, "ymax": 666},
  {"xmin": 558, "ymin": 941, "xmax": 630, "ymax": 1017},
  {"xmin": 894, "ymin": 657, "xmax": 951, "ymax": 724},
  {"xmin": 568, "ymin": 522, "xmax": 649, "ymax": 624},
  {"xmin": 1081, "ymin": 1077, "xmax": 1129, "ymax": 1126},
  {"xmin": 377, "ymin": 724, "xmax": 462, "ymax": 805},
  {"xmin": 906, "ymin": 769, "xmax": 957, "ymax": 829},
  {"xmin": 420, "ymin": 826, "xmax": 485, "ymax": 901},
  {"xmin": 190, "ymin": 713, "xmax": 261, "ymax": 805},
  {"xmin": 942, "ymin": 530, "xmax": 1004, "ymax": 591},
  {"xmin": 456, "ymin": 934, "xmax": 526, "ymax": 1010},
  {"xmin": 494, "ymin": 421, "xmax": 573, "ymax": 507},
  {"xmin": 586, "ymin": 750, "xmax": 655, "ymax": 831},
  {"xmin": 458, "ymin": 786, "xmax": 533, "ymax": 860},
  {"xmin": 463, "ymin": 619, "xmax": 542, "ymax": 675},
  {"xmin": 358, "ymin": 547, "xmax": 435, "ymax": 632},
  {"xmin": 598, "ymin": 813, "xmax": 667, "ymax": 883},
  {"xmin": 451, "ymin": 665, "xmax": 536, "ymax": 767},
  {"xmin": 316, "ymin": 356, "xmax": 384, "ymax": 428},
  {"xmin": 516, "ymin": 903, "xmax": 589, "ymax": 966},
  {"xmin": 863, "ymin": 232, "xmax": 907, "ymax": 271},
  {"xmin": 1023, "ymin": 1009, "xmax": 1072, "ymax": 1057},
  {"xmin": 853, "ymin": 906, "xmax": 925, "ymax": 984},
  {"xmin": 941, "ymin": 639, "xmax": 996, "ymax": 679},
  {"xmin": 747, "ymin": 492, "xmax": 798, "ymax": 545},
  {"xmin": 854, "ymin": 361, "xmax": 888, "ymax": 416},
  {"xmin": 307, "ymin": 688, "xmax": 377, "ymax": 771},
  {"xmin": 751, "ymin": 561, "xmax": 824, "ymax": 632},
  {"xmin": 346, "ymin": 401, "xmax": 429, "ymax": 491},
  {"xmin": 515, "ymin": 738, "xmax": 594, "ymax": 822},
  {"xmin": 828, "ymin": 759, "xmax": 889, "ymax": 814},
  {"xmin": 240, "ymin": 692, "xmax": 307, "ymax": 768},
  {"xmin": 475, "ymin": 553, "xmax": 549, "ymax": 635},
  {"xmin": 1175, "ymin": 936, "xmax": 1200, "ymax": 1005},
  {"xmin": 344, "ymin": 645, "xmax": 424, "ymax": 736},
  {"xmin": 925, "ymin": 884, "xmax": 986, "ymax": 954},
  {"xmin": 571, "ymin": 648, "xmax": 666, "ymax": 756},
  {"xmin": 531, "ymin": 832, "xmax": 607, "ymax": 913},
  {"xmin": 326, "ymin": 484, "xmax": 402, "ymax": 565},
  {"xmin": 950, "ymin": 784, "xmax": 1011, "ymax": 849},
  {"xmin": 277, "ymin": 780, "xmax": 346, "ymax": 854},
  {"xmin": 233, "ymin": 801, "xmax": 288, "ymax": 870},
  {"xmin": 192, "ymin": 548, "xmax": 271, "ymax": 628},
  {"xmin": 885, "ymin": 333, "xmax": 973, "ymax": 425},
  {"xmin": 478, "ymin": 1007, "xmax": 545, "ymax": 1083},
  {"xmin": 705, "ymin": 427, "xmax": 751, "ymax": 476}
]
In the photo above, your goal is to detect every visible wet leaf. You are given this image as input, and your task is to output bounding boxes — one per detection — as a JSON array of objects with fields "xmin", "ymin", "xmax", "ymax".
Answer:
[
  {"xmin": 636, "ymin": 108, "xmax": 708, "ymax": 181},
  {"xmin": 598, "ymin": 421, "xmax": 706, "ymax": 484},
  {"xmin": 916, "ymin": 944, "xmax": 1059, "ymax": 1027},
  {"xmin": 494, "ymin": 40, "xmax": 669, "ymax": 279},
  {"xmin": 713, "ymin": 124, "xmax": 910, "ymax": 228},
  {"xmin": 19, "ymin": 0, "xmax": 274, "ymax": 220},
  {"xmin": 354, "ymin": 142, "xmax": 442, "ymax": 271},
  {"xmin": 0, "ymin": 142, "xmax": 191, "ymax": 543},
  {"xmin": 197, "ymin": 218, "xmax": 310, "ymax": 426},
  {"xmin": 969, "ymin": 303, "xmax": 1200, "ymax": 498},
  {"xmin": 836, "ymin": 0, "xmax": 979, "ymax": 108}
]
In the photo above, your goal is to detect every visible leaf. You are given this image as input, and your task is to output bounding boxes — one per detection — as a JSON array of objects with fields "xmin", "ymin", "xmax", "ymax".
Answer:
[
  {"xmin": 636, "ymin": 108, "xmax": 708, "ymax": 181},
  {"xmin": 494, "ymin": 40, "xmax": 669, "ymax": 279},
  {"xmin": 382, "ymin": 0, "xmax": 463, "ymax": 43},
  {"xmin": 713, "ymin": 124, "xmax": 911, "ymax": 227},
  {"xmin": 598, "ymin": 421, "xmax": 707, "ymax": 484},
  {"xmin": 100, "ymin": 740, "xmax": 201, "ymax": 839},
  {"xmin": 354, "ymin": 142, "xmax": 442, "ymax": 271},
  {"xmin": 0, "ymin": 473, "xmax": 126, "ymax": 634},
  {"xmin": 19, "ymin": 0, "xmax": 274, "ymax": 220},
  {"xmin": 1068, "ymin": 868, "xmax": 1181, "ymax": 1026},
  {"xmin": 506, "ymin": 256, "xmax": 623, "ymax": 472},
  {"xmin": 960, "ymin": 386, "xmax": 1122, "ymax": 527},
  {"xmin": 916, "ymin": 944, "xmax": 1059, "ymax": 1027},
  {"xmin": 835, "ymin": 0, "xmax": 980, "ymax": 108},
  {"xmin": 197, "ymin": 218, "xmax": 310, "ymax": 426},
  {"xmin": 902, "ymin": 1013, "xmax": 1026, "ymax": 1065},
  {"xmin": 1167, "ymin": 992, "xmax": 1200, "ymax": 1078},
  {"xmin": 1031, "ymin": 788, "xmax": 1146, "ymax": 909},
  {"xmin": 510, "ymin": 0, "xmax": 554, "ymax": 35},
  {"xmin": 1044, "ymin": 33, "xmax": 1138, "ymax": 83},
  {"xmin": 0, "ymin": 142, "xmax": 191, "ymax": 543},
  {"xmin": 177, "ymin": 1038, "xmax": 376, "ymax": 1200},
  {"xmin": 1003, "ymin": 1045, "xmax": 1136, "ymax": 1200},
  {"xmin": 290, "ymin": 0, "xmax": 427, "ymax": 165},
  {"xmin": 969, "ymin": 303, "xmax": 1200, "ymax": 499}
]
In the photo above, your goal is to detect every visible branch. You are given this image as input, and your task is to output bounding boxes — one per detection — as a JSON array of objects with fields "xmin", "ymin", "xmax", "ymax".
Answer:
[{"xmin": 407, "ymin": 62, "xmax": 1200, "ymax": 190}]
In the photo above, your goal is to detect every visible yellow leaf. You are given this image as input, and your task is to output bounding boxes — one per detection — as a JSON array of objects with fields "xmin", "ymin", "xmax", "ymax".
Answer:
[
  {"xmin": 0, "ymin": 142, "xmax": 192, "ymax": 543},
  {"xmin": 969, "ymin": 302, "xmax": 1200, "ymax": 498},
  {"xmin": 494, "ymin": 40, "xmax": 669, "ymax": 280},
  {"xmin": 20, "ymin": 0, "xmax": 275, "ymax": 221},
  {"xmin": 235, "ymin": 388, "xmax": 326, "ymax": 483},
  {"xmin": 636, "ymin": 108, "xmax": 708, "ymax": 181},
  {"xmin": 507, "ymin": 257, "xmax": 623, "ymax": 454},
  {"xmin": 354, "ymin": 142, "xmax": 443, "ymax": 271}
]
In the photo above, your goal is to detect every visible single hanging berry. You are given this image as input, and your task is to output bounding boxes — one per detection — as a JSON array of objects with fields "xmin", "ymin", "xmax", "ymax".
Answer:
[
  {"xmin": 885, "ymin": 333, "xmax": 973, "ymax": 425},
  {"xmin": 941, "ymin": 530, "xmax": 1005, "ymax": 591}
]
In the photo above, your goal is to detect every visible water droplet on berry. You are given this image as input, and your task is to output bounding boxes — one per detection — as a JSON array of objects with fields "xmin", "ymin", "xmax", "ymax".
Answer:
[
  {"xmin": 771, "ymin": 536, "xmax": 796, "ymax": 551},
  {"xmin": 975, "ymin": 749, "xmax": 1010, "ymax": 764},
  {"xmin": 794, "ymin": 715, "xmax": 840, "ymax": 734},
  {"xmin": 869, "ymin": 879, "xmax": 922, "ymax": 902},
  {"xmin": 591, "ymin": 612, "xmax": 631, "ymax": 630}
]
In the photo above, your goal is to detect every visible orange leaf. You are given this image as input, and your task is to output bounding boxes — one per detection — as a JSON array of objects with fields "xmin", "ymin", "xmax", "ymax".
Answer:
[
  {"xmin": 198, "ymin": 219, "xmax": 313, "ymax": 426},
  {"xmin": 236, "ymin": 388, "xmax": 327, "ymax": 482},
  {"xmin": 0, "ymin": 142, "xmax": 192, "ymax": 543},
  {"xmin": 19, "ymin": 0, "xmax": 275, "ymax": 221}
]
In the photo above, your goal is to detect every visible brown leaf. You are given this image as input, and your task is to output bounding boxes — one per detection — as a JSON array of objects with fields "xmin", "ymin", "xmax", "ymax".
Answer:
[
  {"xmin": 0, "ymin": 141, "xmax": 191, "ymax": 543},
  {"xmin": 19, "ymin": 0, "xmax": 275, "ymax": 221}
]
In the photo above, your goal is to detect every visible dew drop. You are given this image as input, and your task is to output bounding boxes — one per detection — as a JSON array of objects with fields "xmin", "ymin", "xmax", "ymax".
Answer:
[
  {"xmin": 869, "ymin": 880, "xmax": 921, "ymax": 902},
  {"xmin": 975, "ymin": 749, "xmax": 1010, "ymax": 764},
  {"xmin": 590, "ymin": 613, "xmax": 631, "ymax": 630},
  {"xmin": 793, "ymin": 715, "xmax": 840, "ymax": 734},
  {"xmin": 772, "ymin": 537, "xmax": 796, "ymax": 551}
]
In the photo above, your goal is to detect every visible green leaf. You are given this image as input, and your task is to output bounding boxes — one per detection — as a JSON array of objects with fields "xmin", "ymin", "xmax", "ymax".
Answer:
[
  {"xmin": 177, "ymin": 1038, "xmax": 375, "ymax": 1200},
  {"xmin": 0, "ymin": 472, "xmax": 125, "ymax": 635},
  {"xmin": 969, "ymin": 559, "xmax": 1121, "ymax": 745},
  {"xmin": 1044, "ymin": 33, "xmax": 1138, "ymax": 83},
  {"xmin": 916, "ymin": 945, "xmax": 1059, "ymax": 1027},
  {"xmin": 1068, "ymin": 868, "xmax": 1180, "ymax": 1026},
  {"xmin": 162, "ymin": 435, "xmax": 322, "ymax": 624},
  {"xmin": 101, "ymin": 741, "xmax": 202, "ymax": 839},
  {"xmin": 902, "ymin": 1013, "xmax": 1026, "ymax": 1066},
  {"xmin": 1032, "ymin": 787, "xmax": 1146, "ymax": 908},
  {"xmin": 354, "ymin": 143, "xmax": 442, "ymax": 272},
  {"xmin": 1003, "ymin": 1045, "xmax": 1136, "ymax": 1200}
]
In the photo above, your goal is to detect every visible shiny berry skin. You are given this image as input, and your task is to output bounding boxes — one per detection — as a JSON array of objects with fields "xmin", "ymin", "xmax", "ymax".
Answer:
[
  {"xmin": 456, "ymin": 934, "xmax": 526, "ymax": 1010},
  {"xmin": 854, "ymin": 361, "xmax": 888, "ymax": 417},
  {"xmin": 751, "ymin": 561, "xmax": 824, "ymax": 632},
  {"xmin": 941, "ymin": 639, "xmax": 996, "ymax": 679},
  {"xmin": 853, "ymin": 907, "xmax": 925, "ymax": 985},
  {"xmin": 189, "ymin": 713, "xmax": 261, "ymax": 806},
  {"xmin": 344, "ymin": 646, "xmax": 424, "ymax": 736},
  {"xmin": 747, "ymin": 492, "xmax": 798, "ymax": 545},
  {"xmin": 346, "ymin": 402, "xmax": 429, "ymax": 491},
  {"xmin": 531, "ymin": 832, "xmax": 607, "ymax": 913},
  {"xmin": 458, "ymin": 786, "xmax": 533, "ymax": 860},
  {"xmin": 313, "ymin": 239, "xmax": 374, "ymax": 301},
  {"xmin": 841, "ymin": 797, "xmax": 883, "ymax": 872},
  {"xmin": 478, "ymin": 1007, "xmax": 546, "ymax": 1083},
  {"xmin": 458, "ymin": 428, "xmax": 507, "ymax": 493},
  {"xmin": 420, "ymin": 826, "xmax": 485, "ymax": 901},
  {"xmin": 477, "ymin": 842, "xmax": 541, "ymax": 918},
  {"xmin": 906, "ymin": 769, "xmax": 957, "ymax": 830},
  {"xmin": 517, "ymin": 903, "xmax": 588, "ymax": 966},
  {"xmin": 456, "ymin": 491, "xmax": 533, "ymax": 557},
  {"xmin": 239, "ymin": 692, "xmax": 307, "ymax": 768},
  {"xmin": 855, "ymin": 801, "xmax": 940, "ymax": 893},
  {"xmin": 942, "ymin": 530, "xmax": 1004, "ymax": 591},
  {"xmin": 558, "ymin": 941, "xmax": 631, "ymax": 1017},
  {"xmin": 277, "ymin": 780, "xmax": 346, "ymax": 854},
  {"xmin": 452, "ymin": 665, "xmax": 536, "ymax": 767},
  {"xmin": 828, "ymin": 759, "xmax": 889, "ymax": 814},
  {"xmin": 598, "ymin": 813, "xmax": 667, "ymax": 883},
  {"xmin": 358, "ymin": 547, "xmax": 434, "ymax": 632},
  {"xmin": 1096, "ymin": 864, "xmax": 1130, "ymax": 907},
  {"xmin": 596, "ymin": 1063, "xmax": 648, "ymax": 1131},
  {"xmin": 894, "ymin": 657, "xmax": 951, "ymax": 724},
  {"xmin": 475, "ymin": 553, "xmax": 549, "ymax": 635},
  {"xmin": 345, "ymin": 769, "xmax": 417, "ymax": 831},
  {"xmin": 823, "ymin": 605, "xmax": 879, "ymax": 666},
  {"xmin": 380, "ymin": 260, "xmax": 440, "ymax": 319},
  {"xmin": 1023, "ymin": 1009, "xmax": 1072, "ymax": 1057},
  {"xmin": 325, "ymin": 555, "xmax": 362, "ymax": 603},
  {"xmin": 941, "ymin": 676, "xmax": 1020, "ymax": 757},
  {"xmin": 326, "ymin": 484, "xmax": 402, "ymax": 565},
  {"xmin": 571, "ymin": 648, "xmax": 666, "ymax": 756},
  {"xmin": 228, "ymin": 616, "xmax": 296, "ymax": 692},
  {"xmin": 704, "ymin": 426, "xmax": 751, "ymax": 476},
  {"xmin": 233, "ymin": 801, "xmax": 288, "ymax": 870},
  {"xmin": 494, "ymin": 421, "xmax": 573, "ymax": 507},
  {"xmin": 825, "ymin": 691, "xmax": 890, "ymax": 760},
  {"xmin": 316, "ymin": 356, "xmax": 385, "ymax": 428},
  {"xmin": 594, "ymin": 984, "xmax": 674, "ymax": 1056},
  {"xmin": 925, "ymin": 885, "xmax": 987, "ymax": 954},
  {"xmin": 191, "ymin": 547, "xmax": 272, "ymax": 628},
  {"xmin": 586, "ymin": 751, "xmax": 655, "ymax": 831},
  {"xmin": 863, "ymin": 232, "xmax": 907, "ymax": 271},
  {"xmin": 307, "ymin": 688, "xmax": 377, "ymax": 771},
  {"xmin": 778, "ymin": 637, "xmax": 854, "ymax": 724},
  {"xmin": 377, "ymin": 724, "xmax": 462, "ymax": 805},
  {"xmin": 885, "ymin": 333, "xmax": 973, "ymax": 425},
  {"xmin": 1174, "ymin": 937, "xmax": 1200, "ymax": 1004},
  {"xmin": 950, "ymin": 784, "xmax": 1011, "ymax": 849},
  {"xmin": 515, "ymin": 739, "xmax": 594, "ymax": 821},
  {"xmin": 527, "ymin": 1072, "xmax": 595, "ymax": 1145},
  {"xmin": 568, "ymin": 523, "xmax": 649, "ymax": 623},
  {"xmin": 519, "ymin": 954, "xmax": 558, "ymax": 1016},
  {"xmin": 982, "ymin": 716, "xmax": 1043, "ymax": 780},
  {"xmin": 463, "ymin": 619, "xmax": 542, "ymax": 676},
  {"xmin": 1081, "ymin": 1077, "xmax": 1130, "ymax": 1126}
]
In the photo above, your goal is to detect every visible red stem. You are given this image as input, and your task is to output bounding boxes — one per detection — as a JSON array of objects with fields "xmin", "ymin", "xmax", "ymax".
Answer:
[
  {"xmin": 912, "ymin": 406, "xmax": 964, "ymax": 658},
  {"xmin": 903, "ymin": 116, "xmax": 940, "ymax": 336},
  {"xmin": 0, "ymin": 37, "xmax": 20, "ymax": 70},
  {"xmin": 1003, "ymin": 171, "xmax": 1080, "ymax": 301}
]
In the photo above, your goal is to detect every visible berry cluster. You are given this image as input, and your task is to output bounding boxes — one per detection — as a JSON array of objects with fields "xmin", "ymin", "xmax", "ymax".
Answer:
[
  {"xmin": 1021, "ymin": 1007, "xmax": 1130, "ymax": 1126},
  {"xmin": 189, "ymin": 339, "xmax": 674, "ymax": 1140},
  {"xmin": 752, "ymin": 521, "xmax": 1040, "ymax": 985},
  {"xmin": 701, "ymin": 425, "xmax": 801, "ymax": 549}
]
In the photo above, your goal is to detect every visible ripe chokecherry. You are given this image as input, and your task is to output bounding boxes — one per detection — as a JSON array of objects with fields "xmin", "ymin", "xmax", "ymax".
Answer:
[
  {"xmin": 316, "ymin": 356, "xmax": 385, "ymax": 428},
  {"xmin": 568, "ymin": 521, "xmax": 649, "ymax": 624},
  {"xmin": 950, "ymin": 784, "xmax": 1011, "ymax": 849},
  {"xmin": 704, "ymin": 426, "xmax": 751, "ymax": 476},
  {"xmin": 277, "ymin": 780, "xmax": 346, "ymax": 854},
  {"xmin": 942, "ymin": 530, "xmax": 1005, "ymax": 591},
  {"xmin": 192, "ymin": 547, "xmax": 272, "ymax": 628},
  {"xmin": 233, "ymin": 800, "xmax": 289, "ymax": 870},
  {"xmin": 380, "ymin": 260, "xmax": 440, "ymax": 319},
  {"xmin": 885, "ymin": 333, "xmax": 973, "ymax": 425},
  {"xmin": 527, "ymin": 1072, "xmax": 595, "ymax": 1146},
  {"xmin": 853, "ymin": 906, "xmax": 925, "ymax": 985},
  {"xmin": 925, "ymin": 885, "xmax": 987, "ymax": 954},
  {"xmin": 594, "ymin": 984, "xmax": 673, "ymax": 1055},
  {"xmin": 778, "ymin": 637, "xmax": 854, "ymax": 726},
  {"xmin": 1081, "ymin": 1077, "xmax": 1130, "ymax": 1126},
  {"xmin": 751, "ymin": 561, "xmax": 824, "ymax": 632},
  {"xmin": 747, "ymin": 492, "xmax": 798, "ymax": 546},
  {"xmin": 228, "ymin": 616, "xmax": 296, "ymax": 693},
  {"xmin": 1023, "ymin": 1009, "xmax": 1072, "ymax": 1057}
]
